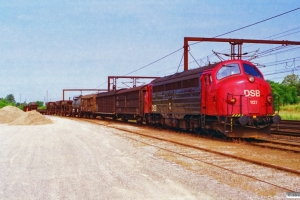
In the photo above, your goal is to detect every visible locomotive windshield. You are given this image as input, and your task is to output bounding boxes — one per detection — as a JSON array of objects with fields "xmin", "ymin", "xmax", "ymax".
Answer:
[
  {"xmin": 216, "ymin": 63, "xmax": 240, "ymax": 80},
  {"xmin": 243, "ymin": 63, "xmax": 262, "ymax": 78}
]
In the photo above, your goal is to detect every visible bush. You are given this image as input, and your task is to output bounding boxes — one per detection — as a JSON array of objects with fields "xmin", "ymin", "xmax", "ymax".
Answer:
[{"xmin": 0, "ymin": 98, "xmax": 15, "ymax": 109}]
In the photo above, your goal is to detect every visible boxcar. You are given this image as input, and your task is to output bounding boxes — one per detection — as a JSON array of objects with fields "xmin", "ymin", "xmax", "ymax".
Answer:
[
  {"xmin": 96, "ymin": 90, "xmax": 116, "ymax": 119},
  {"xmin": 46, "ymin": 102, "xmax": 57, "ymax": 115},
  {"xmin": 24, "ymin": 102, "xmax": 38, "ymax": 112},
  {"xmin": 115, "ymin": 85, "xmax": 147, "ymax": 123},
  {"xmin": 95, "ymin": 85, "xmax": 147, "ymax": 123},
  {"xmin": 56, "ymin": 100, "xmax": 73, "ymax": 116},
  {"xmin": 80, "ymin": 94, "xmax": 97, "ymax": 118}
]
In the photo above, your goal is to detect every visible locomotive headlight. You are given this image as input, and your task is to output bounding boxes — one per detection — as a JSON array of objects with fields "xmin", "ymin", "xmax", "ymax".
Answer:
[
  {"xmin": 231, "ymin": 98, "xmax": 236, "ymax": 104},
  {"xmin": 267, "ymin": 95, "xmax": 273, "ymax": 104},
  {"xmin": 227, "ymin": 97, "xmax": 236, "ymax": 104},
  {"xmin": 248, "ymin": 76, "xmax": 255, "ymax": 83}
]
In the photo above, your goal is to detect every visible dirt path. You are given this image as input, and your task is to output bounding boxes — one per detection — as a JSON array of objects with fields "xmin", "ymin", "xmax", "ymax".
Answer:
[{"xmin": 0, "ymin": 116, "xmax": 279, "ymax": 199}]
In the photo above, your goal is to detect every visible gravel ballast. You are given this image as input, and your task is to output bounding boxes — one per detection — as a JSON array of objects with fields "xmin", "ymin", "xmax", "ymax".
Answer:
[{"xmin": 0, "ymin": 116, "xmax": 289, "ymax": 199}]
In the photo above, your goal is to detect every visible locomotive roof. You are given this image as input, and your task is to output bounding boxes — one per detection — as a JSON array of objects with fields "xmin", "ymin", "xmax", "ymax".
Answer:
[{"xmin": 151, "ymin": 62, "xmax": 219, "ymax": 85}]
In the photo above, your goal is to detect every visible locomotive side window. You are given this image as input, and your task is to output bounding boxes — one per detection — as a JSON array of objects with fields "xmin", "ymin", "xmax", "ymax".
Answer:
[
  {"xmin": 216, "ymin": 63, "xmax": 240, "ymax": 80},
  {"xmin": 243, "ymin": 63, "xmax": 262, "ymax": 78}
]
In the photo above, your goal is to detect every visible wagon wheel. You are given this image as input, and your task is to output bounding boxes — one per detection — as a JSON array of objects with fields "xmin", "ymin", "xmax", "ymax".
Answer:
[
  {"xmin": 217, "ymin": 131, "xmax": 228, "ymax": 140},
  {"xmin": 137, "ymin": 118, "xmax": 143, "ymax": 126},
  {"xmin": 207, "ymin": 130, "xmax": 215, "ymax": 138}
]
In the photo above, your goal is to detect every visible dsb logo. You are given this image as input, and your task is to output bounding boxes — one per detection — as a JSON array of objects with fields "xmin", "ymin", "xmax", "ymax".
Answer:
[{"xmin": 244, "ymin": 90, "xmax": 260, "ymax": 97}]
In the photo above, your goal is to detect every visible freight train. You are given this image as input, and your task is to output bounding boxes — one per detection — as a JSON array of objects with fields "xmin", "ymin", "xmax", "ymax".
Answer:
[{"xmin": 46, "ymin": 59, "xmax": 281, "ymax": 138}]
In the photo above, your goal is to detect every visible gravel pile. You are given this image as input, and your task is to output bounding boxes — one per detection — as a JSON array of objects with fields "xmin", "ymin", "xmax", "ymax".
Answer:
[
  {"xmin": 0, "ymin": 106, "xmax": 52, "ymax": 125},
  {"xmin": 0, "ymin": 106, "xmax": 24, "ymax": 123}
]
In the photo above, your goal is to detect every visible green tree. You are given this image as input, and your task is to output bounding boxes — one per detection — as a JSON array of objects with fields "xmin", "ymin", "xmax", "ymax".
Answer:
[
  {"xmin": 268, "ymin": 79, "xmax": 299, "ymax": 106},
  {"xmin": 0, "ymin": 98, "xmax": 8, "ymax": 109},
  {"xmin": 267, "ymin": 80, "xmax": 283, "ymax": 106},
  {"xmin": 36, "ymin": 101, "xmax": 44, "ymax": 108},
  {"xmin": 281, "ymin": 84, "xmax": 299, "ymax": 104},
  {"xmin": 5, "ymin": 94, "xmax": 16, "ymax": 104},
  {"xmin": 281, "ymin": 74, "xmax": 300, "ymax": 95}
]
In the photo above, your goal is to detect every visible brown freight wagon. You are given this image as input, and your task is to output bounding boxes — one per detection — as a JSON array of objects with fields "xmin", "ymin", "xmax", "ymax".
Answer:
[
  {"xmin": 46, "ymin": 102, "xmax": 58, "ymax": 115},
  {"xmin": 95, "ymin": 90, "xmax": 116, "ymax": 119},
  {"xmin": 115, "ymin": 85, "xmax": 147, "ymax": 124},
  {"xmin": 23, "ymin": 102, "xmax": 38, "ymax": 112},
  {"xmin": 80, "ymin": 94, "xmax": 97, "ymax": 118},
  {"xmin": 95, "ymin": 85, "xmax": 147, "ymax": 123},
  {"xmin": 56, "ymin": 100, "xmax": 73, "ymax": 116}
]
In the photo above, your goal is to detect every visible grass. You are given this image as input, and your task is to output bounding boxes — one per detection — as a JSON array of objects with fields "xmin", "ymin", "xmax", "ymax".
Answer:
[{"xmin": 279, "ymin": 103, "xmax": 300, "ymax": 120}]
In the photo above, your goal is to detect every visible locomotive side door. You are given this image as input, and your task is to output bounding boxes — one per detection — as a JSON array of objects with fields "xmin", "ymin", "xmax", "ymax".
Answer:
[
  {"xmin": 200, "ymin": 75, "xmax": 207, "ymax": 115},
  {"xmin": 200, "ymin": 71, "xmax": 213, "ymax": 115},
  {"xmin": 200, "ymin": 70, "xmax": 216, "ymax": 115}
]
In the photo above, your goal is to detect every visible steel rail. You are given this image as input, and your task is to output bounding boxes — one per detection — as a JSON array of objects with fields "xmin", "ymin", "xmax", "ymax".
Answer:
[
  {"xmin": 72, "ymin": 118, "xmax": 300, "ymax": 192},
  {"xmin": 70, "ymin": 118, "xmax": 300, "ymax": 175},
  {"xmin": 247, "ymin": 139, "xmax": 300, "ymax": 153}
]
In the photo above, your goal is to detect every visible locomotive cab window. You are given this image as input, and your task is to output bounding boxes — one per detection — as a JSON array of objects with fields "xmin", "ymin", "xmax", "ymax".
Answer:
[
  {"xmin": 243, "ymin": 63, "xmax": 262, "ymax": 78},
  {"xmin": 216, "ymin": 63, "xmax": 240, "ymax": 80}
]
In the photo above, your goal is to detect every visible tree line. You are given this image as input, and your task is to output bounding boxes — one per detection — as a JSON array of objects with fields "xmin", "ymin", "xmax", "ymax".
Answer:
[
  {"xmin": 267, "ymin": 74, "xmax": 300, "ymax": 106},
  {"xmin": 0, "ymin": 95, "xmax": 44, "ymax": 109}
]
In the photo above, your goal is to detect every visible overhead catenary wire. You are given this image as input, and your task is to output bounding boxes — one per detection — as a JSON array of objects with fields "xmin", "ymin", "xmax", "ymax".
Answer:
[
  {"xmin": 256, "ymin": 46, "xmax": 300, "ymax": 59},
  {"xmin": 193, "ymin": 26, "xmax": 300, "ymax": 66},
  {"xmin": 95, "ymin": 7, "xmax": 300, "ymax": 88},
  {"xmin": 189, "ymin": 7, "xmax": 300, "ymax": 47},
  {"xmin": 260, "ymin": 56, "xmax": 300, "ymax": 67},
  {"xmin": 133, "ymin": 7, "xmax": 300, "ymax": 74},
  {"xmin": 196, "ymin": 28, "xmax": 300, "ymax": 64},
  {"xmin": 95, "ymin": 48, "xmax": 182, "ymax": 88},
  {"xmin": 126, "ymin": 6, "xmax": 300, "ymax": 76},
  {"xmin": 123, "ymin": 48, "xmax": 183, "ymax": 76}
]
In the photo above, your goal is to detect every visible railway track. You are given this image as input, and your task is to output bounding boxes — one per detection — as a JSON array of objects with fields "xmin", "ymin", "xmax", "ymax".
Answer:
[
  {"xmin": 61, "ymin": 115, "xmax": 300, "ymax": 153},
  {"xmin": 64, "ymin": 116, "xmax": 300, "ymax": 153},
  {"xmin": 247, "ymin": 138, "xmax": 300, "ymax": 153},
  {"xmin": 69, "ymin": 117, "xmax": 300, "ymax": 193},
  {"xmin": 271, "ymin": 120, "xmax": 300, "ymax": 137}
]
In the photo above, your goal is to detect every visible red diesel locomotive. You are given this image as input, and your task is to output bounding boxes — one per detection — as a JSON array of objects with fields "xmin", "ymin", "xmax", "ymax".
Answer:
[{"xmin": 144, "ymin": 59, "xmax": 280, "ymax": 138}]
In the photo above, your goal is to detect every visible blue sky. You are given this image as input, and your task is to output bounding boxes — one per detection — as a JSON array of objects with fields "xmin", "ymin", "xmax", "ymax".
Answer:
[{"xmin": 1, "ymin": 1, "xmax": 300, "ymax": 103}]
